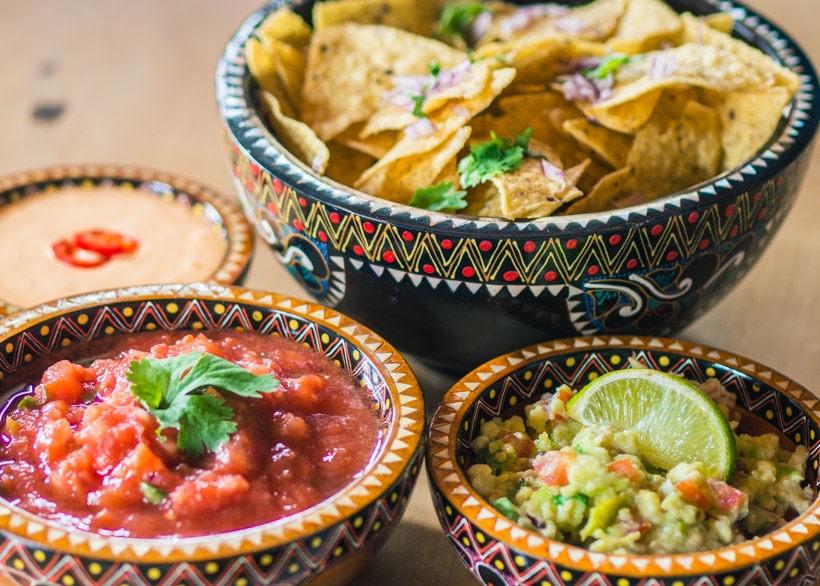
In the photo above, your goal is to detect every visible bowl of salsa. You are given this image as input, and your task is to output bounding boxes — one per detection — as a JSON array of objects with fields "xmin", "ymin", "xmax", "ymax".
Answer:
[{"xmin": 0, "ymin": 283, "xmax": 425, "ymax": 586}]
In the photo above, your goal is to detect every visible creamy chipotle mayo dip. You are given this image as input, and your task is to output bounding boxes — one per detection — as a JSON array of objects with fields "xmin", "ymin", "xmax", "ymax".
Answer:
[{"xmin": 0, "ymin": 187, "xmax": 228, "ymax": 307}]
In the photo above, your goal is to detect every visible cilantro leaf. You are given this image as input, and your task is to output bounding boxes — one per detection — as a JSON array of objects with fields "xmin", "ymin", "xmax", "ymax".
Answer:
[
  {"xmin": 584, "ymin": 53, "xmax": 631, "ymax": 80},
  {"xmin": 409, "ymin": 182, "xmax": 468, "ymax": 212},
  {"xmin": 457, "ymin": 128, "xmax": 533, "ymax": 188},
  {"xmin": 436, "ymin": 2, "xmax": 487, "ymax": 42},
  {"xmin": 127, "ymin": 352, "xmax": 279, "ymax": 458}
]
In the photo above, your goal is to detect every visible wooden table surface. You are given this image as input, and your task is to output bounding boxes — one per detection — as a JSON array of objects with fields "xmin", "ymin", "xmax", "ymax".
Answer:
[{"xmin": 2, "ymin": 1, "xmax": 819, "ymax": 584}]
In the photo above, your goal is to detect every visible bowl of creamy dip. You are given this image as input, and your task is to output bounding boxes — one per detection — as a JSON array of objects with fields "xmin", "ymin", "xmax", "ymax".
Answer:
[{"xmin": 0, "ymin": 164, "xmax": 254, "ymax": 310}]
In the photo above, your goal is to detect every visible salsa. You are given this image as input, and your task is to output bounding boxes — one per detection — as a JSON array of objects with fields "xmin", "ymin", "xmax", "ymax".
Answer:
[{"xmin": 0, "ymin": 330, "xmax": 382, "ymax": 538}]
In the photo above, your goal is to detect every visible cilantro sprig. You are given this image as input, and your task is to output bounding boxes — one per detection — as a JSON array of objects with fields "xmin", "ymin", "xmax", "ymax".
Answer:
[
  {"xmin": 435, "ymin": 2, "xmax": 487, "ymax": 44},
  {"xmin": 457, "ymin": 128, "xmax": 533, "ymax": 188},
  {"xmin": 583, "ymin": 53, "xmax": 632, "ymax": 80},
  {"xmin": 409, "ymin": 182, "xmax": 468, "ymax": 212},
  {"xmin": 127, "ymin": 352, "xmax": 279, "ymax": 458}
]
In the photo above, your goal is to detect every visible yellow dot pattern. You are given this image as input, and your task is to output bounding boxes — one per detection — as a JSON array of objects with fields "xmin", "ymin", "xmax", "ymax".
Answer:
[{"xmin": 166, "ymin": 303, "xmax": 179, "ymax": 314}]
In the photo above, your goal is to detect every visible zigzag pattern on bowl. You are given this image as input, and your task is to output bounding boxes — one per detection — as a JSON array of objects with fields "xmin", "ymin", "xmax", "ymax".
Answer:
[
  {"xmin": 427, "ymin": 336, "xmax": 820, "ymax": 584},
  {"xmin": 0, "ymin": 283, "xmax": 425, "ymax": 565}
]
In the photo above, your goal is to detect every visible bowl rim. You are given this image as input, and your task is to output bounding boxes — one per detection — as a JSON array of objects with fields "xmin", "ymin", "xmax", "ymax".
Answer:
[
  {"xmin": 0, "ymin": 163, "xmax": 256, "ymax": 315},
  {"xmin": 215, "ymin": 0, "xmax": 820, "ymax": 234},
  {"xmin": 0, "ymin": 282, "xmax": 425, "ymax": 563},
  {"xmin": 426, "ymin": 334, "xmax": 820, "ymax": 577}
]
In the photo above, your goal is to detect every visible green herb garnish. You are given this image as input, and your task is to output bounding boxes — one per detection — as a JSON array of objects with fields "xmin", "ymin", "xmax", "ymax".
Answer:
[
  {"xmin": 139, "ymin": 481, "xmax": 167, "ymax": 505},
  {"xmin": 583, "ymin": 53, "xmax": 631, "ymax": 80},
  {"xmin": 457, "ymin": 128, "xmax": 533, "ymax": 188},
  {"xmin": 493, "ymin": 496, "xmax": 519, "ymax": 521},
  {"xmin": 127, "ymin": 352, "xmax": 279, "ymax": 458},
  {"xmin": 409, "ymin": 182, "xmax": 468, "ymax": 212},
  {"xmin": 436, "ymin": 2, "xmax": 487, "ymax": 42}
]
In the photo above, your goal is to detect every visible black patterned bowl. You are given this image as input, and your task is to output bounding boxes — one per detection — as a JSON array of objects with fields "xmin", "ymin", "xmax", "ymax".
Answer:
[
  {"xmin": 215, "ymin": 0, "xmax": 819, "ymax": 374},
  {"xmin": 427, "ymin": 335, "xmax": 820, "ymax": 585},
  {"xmin": 0, "ymin": 283, "xmax": 424, "ymax": 586}
]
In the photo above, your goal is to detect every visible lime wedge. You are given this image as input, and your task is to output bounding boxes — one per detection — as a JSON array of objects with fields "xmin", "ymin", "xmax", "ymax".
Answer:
[{"xmin": 566, "ymin": 368, "xmax": 737, "ymax": 481}]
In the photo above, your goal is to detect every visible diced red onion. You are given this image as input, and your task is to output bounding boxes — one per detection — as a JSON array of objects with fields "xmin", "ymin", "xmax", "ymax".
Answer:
[
  {"xmin": 499, "ymin": 3, "xmax": 572, "ymax": 37},
  {"xmin": 469, "ymin": 10, "xmax": 492, "ymax": 42},
  {"xmin": 540, "ymin": 158, "xmax": 566, "ymax": 188},
  {"xmin": 451, "ymin": 105, "xmax": 471, "ymax": 121},
  {"xmin": 553, "ymin": 15, "xmax": 586, "ymax": 34},
  {"xmin": 404, "ymin": 117, "xmax": 436, "ymax": 139},
  {"xmin": 650, "ymin": 54, "xmax": 677, "ymax": 79},
  {"xmin": 558, "ymin": 73, "xmax": 600, "ymax": 102}
]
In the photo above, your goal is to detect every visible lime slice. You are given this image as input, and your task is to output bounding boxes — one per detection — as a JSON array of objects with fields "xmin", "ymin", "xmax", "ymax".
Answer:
[{"xmin": 566, "ymin": 368, "xmax": 737, "ymax": 481}]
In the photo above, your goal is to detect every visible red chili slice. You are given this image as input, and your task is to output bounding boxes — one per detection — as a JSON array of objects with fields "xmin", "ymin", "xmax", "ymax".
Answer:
[
  {"xmin": 74, "ymin": 229, "xmax": 139, "ymax": 257},
  {"xmin": 51, "ymin": 239, "xmax": 108, "ymax": 268}
]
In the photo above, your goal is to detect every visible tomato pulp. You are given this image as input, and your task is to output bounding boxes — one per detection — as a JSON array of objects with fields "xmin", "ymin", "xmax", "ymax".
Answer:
[{"xmin": 0, "ymin": 331, "xmax": 382, "ymax": 538}]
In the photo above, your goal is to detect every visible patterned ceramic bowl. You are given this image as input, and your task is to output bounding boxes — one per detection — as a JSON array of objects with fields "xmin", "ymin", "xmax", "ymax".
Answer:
[
  {"xmin": 215, "ymin": 0, "xmax": 819, "ymax": 374},
  {"xmin": 0, "ymin": 283, "xmax": 425, "ymax": 586},
  {"xmin": 0, "ymin": 164, "xmax": 255, "ymax": 313},
  {"xmin": 427, "ymin": 335, "xmax": 820, "ymax": 585}
]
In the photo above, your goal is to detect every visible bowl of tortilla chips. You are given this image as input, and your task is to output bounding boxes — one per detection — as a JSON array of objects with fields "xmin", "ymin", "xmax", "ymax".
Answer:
[{"xmin": 216, "ymin": 0, "xmax": 819, "ymax": 374}]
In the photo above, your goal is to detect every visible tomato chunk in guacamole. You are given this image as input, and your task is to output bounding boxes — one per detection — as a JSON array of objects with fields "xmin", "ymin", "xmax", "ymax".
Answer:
[{"xmin": 0, "ymin": 330, "xmax": 382, "ymax": 538}]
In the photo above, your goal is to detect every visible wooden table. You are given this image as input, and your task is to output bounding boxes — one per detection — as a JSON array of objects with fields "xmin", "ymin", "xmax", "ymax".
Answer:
[{"xmin": 2, "ymin": 1, "xmax": 818, "ymax": 584}]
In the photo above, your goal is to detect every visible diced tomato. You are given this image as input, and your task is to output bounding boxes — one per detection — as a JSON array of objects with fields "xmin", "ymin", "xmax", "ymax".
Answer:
[
  {"xmin": 74, "ymin": 229, "xmax": 139, "ymax": 257},
  {"xmin": 607, "ymin": 457, "xmax": 641, "ymax": 483},
  {"xmin": 51, "ymin": 238, "xmax": 108, "ymax": 268},
  {"xmin": 707, "ymin": 478, "xmax": 747, "ymax": 512},
  {"xmin": 41, "ymin": 360, "xmax": 94, "ymax": 403},
  {"xmin": 676, "ymin": 478, "xmax": 712, "ymax": 510},
  {"xmin": 532, "ymin": 451, "xmax": 576, "ymax": 486}
]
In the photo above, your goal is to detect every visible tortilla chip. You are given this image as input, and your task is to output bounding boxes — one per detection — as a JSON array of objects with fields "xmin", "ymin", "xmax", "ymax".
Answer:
[
  {"xmin": 355, "ymin": 66, "xmax": 515, "ymax": 201},
  {"xmin": 703, "ymin": 12, "xmax": 735, "ymax": 35},
  {"xmin": 258, "ymin": 37, "xmax": 306, "ymax": 117},
  {"xmin": 582, "ymin": 86, "xmax": 664, "ymax": 133},
  {"xmin": 246, "ymin": 38, "xmax": 299, "ymax": 119},
  {"xmin": 627, "ymin": 99, "xmax": 722, "ymax": 195},
  {"xmin": 256, "ymin": 8, "xmax": 313, "ymax": 48},
  {"xmin": 313, "ymin": 0, "xmax": 441, "ymax": 35},
  {"xmin": 474, "ymin": 33, "xmax": 607, "ymax": 89},
  {"xmin": 355, "ymin": 126, "xmax": 472, "ymax": 203},
  {"xmin": 607, "ymin": 0, "xmax": 682, "ymax": 54},
  {"xmin": 258, "ymin": 91, "xmax": 330, "ymax": 174},
  {"xmin": 301, "ymin": 24, "xmax": 467, "ymax": 141},
  {"xmin": 707, "ymin": 87, "xmax": 792, "ymax": 170},
  {"xmin": 679, "ymin": 13, "xmax": 800, "ymax": 94},
  {"xmin": 335, "ymin": 122, "xmax": 399, "ymax": 159},
  {"xmin": 464, "ymin": 182, "xmax": 504, "ymax": 217},
  {"xmin": 492, "ymin": 139, "xmax": 589, "ymax": 219},
  {"xmin": 563, "ymin": 117, "xmax": 633, "ymax": 169},
  {"xmin": 563, "ymin": 165, "xmax": 630, "ymax": 214},
  {"xmin": 326, "ymin": 141, "xmax": 377, "ymax": 187},
  {"xmin": 361, "ymin": 57, "xmax": 493, "ymax": 138},
  {"xmin": 498, "ymin": 0, "xmax": 626, "ymax": 43}
]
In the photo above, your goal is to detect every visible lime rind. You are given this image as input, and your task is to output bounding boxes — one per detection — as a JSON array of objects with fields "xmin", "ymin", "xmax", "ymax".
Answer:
[{"xmin": 566, "ymin": 368, "xmax": 737, "ymax": 481}]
